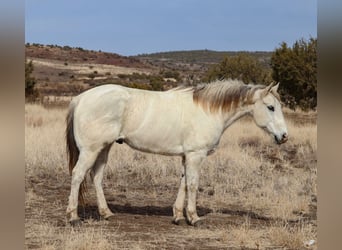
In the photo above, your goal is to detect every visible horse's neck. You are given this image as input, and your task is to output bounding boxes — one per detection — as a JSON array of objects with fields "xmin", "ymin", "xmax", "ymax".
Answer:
[{"xmin": 222, "ymin": 105, "xmax": 253, "ymax": 130}]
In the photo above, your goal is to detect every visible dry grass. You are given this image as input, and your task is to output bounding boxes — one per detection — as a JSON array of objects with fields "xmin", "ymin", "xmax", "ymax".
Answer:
[
  {"xmin": 25, "ymin": 103, "xmax": 317, "ymax": 249},
  {"xmin": 268, "ymin": 221, "xmax": 316, "ymax": 249}
]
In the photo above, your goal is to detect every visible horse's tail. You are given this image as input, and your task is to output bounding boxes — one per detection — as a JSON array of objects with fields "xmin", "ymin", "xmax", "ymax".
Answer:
[{"xmin": 66, "ymin": 99, "xmax": 87, "ymax": 206}]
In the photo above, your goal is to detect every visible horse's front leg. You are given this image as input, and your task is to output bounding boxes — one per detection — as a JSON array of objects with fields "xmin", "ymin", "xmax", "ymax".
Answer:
[
  {"xmin": 172, "ymin": 156, "xmax": 187, "ymax": 225},
  {"xmin": 184, "ymin": 151, "xmax": 206, "ymax": 226}
]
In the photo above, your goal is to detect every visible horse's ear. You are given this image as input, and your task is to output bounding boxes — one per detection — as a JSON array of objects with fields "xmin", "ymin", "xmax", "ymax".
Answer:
[
  {"xmin": 261, "ymin": 82, "xmax": 277, "ymax": 97},
  {"xmin": 271, "ymin": 82, "xmax": 280, "ymax": 93}
]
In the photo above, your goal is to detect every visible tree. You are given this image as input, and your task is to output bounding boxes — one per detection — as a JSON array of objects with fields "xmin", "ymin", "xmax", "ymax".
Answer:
[
  {"xmin": 203, "ymin": 53, "xmax": 272, "ymax": 84},
  {"xmin": 271, "ymin": 38, "xmax": 317, "ymax": 110},
  {"xmin": 25, "ymin": 60, "xmax": 38, "ymax": 100},
  {"xmin": 149, "ymin": 75, "xmax": 164, "ymax": 91}
]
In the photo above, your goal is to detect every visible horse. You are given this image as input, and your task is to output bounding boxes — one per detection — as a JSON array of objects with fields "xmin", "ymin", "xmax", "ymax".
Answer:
[{"xmin": 65, "ymin": 79, "xmax": 288, "ymax": 226}]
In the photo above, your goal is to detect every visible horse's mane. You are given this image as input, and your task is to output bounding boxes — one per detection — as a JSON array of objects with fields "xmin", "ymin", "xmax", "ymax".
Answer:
[{"xmin": 191, "ymin": 79, "xmax": 265, "ymax": 113}]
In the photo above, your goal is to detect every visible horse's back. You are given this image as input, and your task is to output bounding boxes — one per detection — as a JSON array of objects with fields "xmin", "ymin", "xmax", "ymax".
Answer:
[{"xmin": 70, "ymin": 84, "xmax": 220, "ymax": 155}]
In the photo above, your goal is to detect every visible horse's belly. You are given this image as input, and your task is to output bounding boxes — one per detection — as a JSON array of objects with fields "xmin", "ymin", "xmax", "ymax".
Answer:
[
  {"xmin": 122, "ymin": 119, "xmax": 183, "ymax": 155},
  {"xmin": 124, "ymin": 136, "xmax": 184, "ymax": 155}
]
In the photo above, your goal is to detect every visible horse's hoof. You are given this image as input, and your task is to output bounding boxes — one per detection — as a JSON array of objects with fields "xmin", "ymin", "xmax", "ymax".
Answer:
[
  {"xmin": 104, "ymin": 215, "xmax": 116, "ymax": 221},
  {"xmin": 192, "ymin": 218, "xmax": 204, "ymax": 227},
  {"xmin": 70, "ymin": 219, "xmax": 82, "ymax": 227},
  {"xmin": 172, "ymin": 218, "xmax": 187, "ymax": 226}
]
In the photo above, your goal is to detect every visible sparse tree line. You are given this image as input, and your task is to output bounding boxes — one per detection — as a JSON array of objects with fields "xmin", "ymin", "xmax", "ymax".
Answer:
[
  {"xmin": 26, "ymin": 38, "xmax": 317, "ymax": 110},
  {"xmin": 27, "ymin": 42, "xmax": 88, "ymax": 52}
]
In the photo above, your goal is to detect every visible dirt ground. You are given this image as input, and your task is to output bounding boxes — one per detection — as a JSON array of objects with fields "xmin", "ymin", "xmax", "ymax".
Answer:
[
  {"xmin": 25, "ymin": 105, "xmax": 317, "ymax": 249},
  {"xmin": 25, "ymin": 175, "xmax": 261, "ymax": 249},
  {"xmin": 25, "ymin": 168, "xmax": 316, "ymax": 249}
]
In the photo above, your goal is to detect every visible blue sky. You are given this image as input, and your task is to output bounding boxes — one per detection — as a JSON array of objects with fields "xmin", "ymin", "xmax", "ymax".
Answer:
[{"xmin": 25, "ymin": 0, "xmax": 316, "ymax": 56}]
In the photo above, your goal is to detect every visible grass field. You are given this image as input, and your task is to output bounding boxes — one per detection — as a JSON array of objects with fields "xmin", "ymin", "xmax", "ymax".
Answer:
[{"xmin": 25, "ymin": 103, "xmax": 317, "ymax": 249}]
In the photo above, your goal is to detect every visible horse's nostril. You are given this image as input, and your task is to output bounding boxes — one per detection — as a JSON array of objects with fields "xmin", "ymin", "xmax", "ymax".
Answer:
[{"xmin": 282, "ymin": 133, "xmax": 288, "ymax": 141}]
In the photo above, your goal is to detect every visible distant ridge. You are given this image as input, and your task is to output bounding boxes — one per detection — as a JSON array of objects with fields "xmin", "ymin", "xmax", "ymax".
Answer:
[
  {"xmin": 25, "ymin": 43, "xmax": 148, "ymax": 68},
  {"xmin": 26, "ymin": 43, "xmax": 272, "ymax": 67},
  {"xmin": 135, "ymin": 49, "xmax": 272, "ymax": 65}
]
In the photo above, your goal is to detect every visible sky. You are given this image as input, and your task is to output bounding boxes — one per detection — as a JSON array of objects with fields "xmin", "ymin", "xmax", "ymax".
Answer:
[{"xmin": 25, "ymin": 0, "xmax": 317, "ymax": 56}]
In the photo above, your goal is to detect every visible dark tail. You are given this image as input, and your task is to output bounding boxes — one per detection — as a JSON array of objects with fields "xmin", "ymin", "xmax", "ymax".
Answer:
[{"xmin": 66, "ymin": 101, "xmax": 87, "ymax": 206}]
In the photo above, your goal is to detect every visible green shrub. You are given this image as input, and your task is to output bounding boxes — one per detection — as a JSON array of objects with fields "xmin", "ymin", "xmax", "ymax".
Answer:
[
  {"xmin": 203, "ymin": 53, "xmax": 272, "ymax": 84},
  {"xmin": 25, "ymin": 60, "xmax": 38, "ymax": 100},
  {"xmin": 271, "ymin": 38, "xmax": 317, "ymax": 110}
]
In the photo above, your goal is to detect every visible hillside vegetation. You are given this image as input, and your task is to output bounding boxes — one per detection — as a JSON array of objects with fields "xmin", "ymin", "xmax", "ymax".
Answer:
[
  {"xmin": 25, "ymin": 44, "xmax": 272, "ymax": 98},
  {"xmin": 137, "ymin": 49, "xmax": 272, "ymax": 66},
  {"xmin": 25, "ymin": 38, "xmax": 316, "ymax": 111},
  {"xmin": 26, "ymin": 43, "xmax": 147, "ymax": 68}
]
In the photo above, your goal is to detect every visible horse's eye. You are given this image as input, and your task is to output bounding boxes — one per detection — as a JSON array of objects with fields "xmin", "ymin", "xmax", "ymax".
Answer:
[{"xmin": 267, "ymin": 105, "xmax": 275, "ymax": 112}]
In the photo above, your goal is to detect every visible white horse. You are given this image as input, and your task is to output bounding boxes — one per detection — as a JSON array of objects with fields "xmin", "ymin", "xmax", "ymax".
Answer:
[{"xmin": 66, "ymin": 79, "xmax": 288, "ymax": 226}]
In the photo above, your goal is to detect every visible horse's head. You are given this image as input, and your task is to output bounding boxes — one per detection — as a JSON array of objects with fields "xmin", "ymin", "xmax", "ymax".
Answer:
[{"xmin": 251, "ymin": 82, "xmax": 288, "ymax": 144}]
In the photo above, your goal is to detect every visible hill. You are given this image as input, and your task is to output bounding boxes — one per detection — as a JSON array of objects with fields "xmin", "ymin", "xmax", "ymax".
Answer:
[
  {"xmin": 136, "ymin": 49, "xmax": 272, "ymax": 66},
  {"xmin": 25, "ymin": 44, "xmax": 157, "ymax": 97},
  {"xmin": 135, "ymin": 50, "xmax": 272, "ymax": 85},
  {"xmin": 26, "ymin": 43, "xmax": 148, "ymax": 68},
  {"xmin": 25, "ymin": 44, "xmax": 273, "ymax": 99}
]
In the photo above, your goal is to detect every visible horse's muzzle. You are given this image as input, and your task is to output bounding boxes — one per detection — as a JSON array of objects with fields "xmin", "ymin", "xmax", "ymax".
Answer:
[{"xmin": 275, "ymin": 133, "xmax": 288, "ymax": 144}]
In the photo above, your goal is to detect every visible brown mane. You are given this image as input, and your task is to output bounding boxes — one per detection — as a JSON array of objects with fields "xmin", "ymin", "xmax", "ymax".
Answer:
[{"xmin": 192, "ymin": 80, "xmax": 264, "ymax": 113}]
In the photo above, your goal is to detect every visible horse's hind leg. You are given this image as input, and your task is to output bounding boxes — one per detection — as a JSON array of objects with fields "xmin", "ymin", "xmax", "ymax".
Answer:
[
  {"xmin": 66, "ymin": 149, "xmax": 99, "ymax": 224},
  {"xmin": 172, "ymin": 156, "xmax": 187, "ymax": 225},
  {"xmin": 184, "ymin": 151, "xmax": 206, "ymax": 226},
  {"xmin": 90, "ymin": 144, "xmax": 115, "ymax": 220}
]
